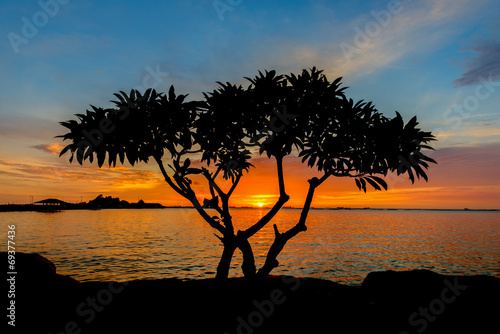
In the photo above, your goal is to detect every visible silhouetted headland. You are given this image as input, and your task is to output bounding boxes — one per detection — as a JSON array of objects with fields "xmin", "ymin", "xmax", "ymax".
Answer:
[
  {"xmin": 0, "ymin": 194, "xmax": 165, "ymax": 212},
  {"xmin": 8, "ymin": 252, "xmax": 499, "ymax": 333},
  {"xmin": 2, "ymin": 200, "xmax": 497, "ymax": 212}
]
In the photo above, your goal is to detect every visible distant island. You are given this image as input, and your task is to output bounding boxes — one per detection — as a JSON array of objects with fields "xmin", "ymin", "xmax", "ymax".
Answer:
[
  {"xmin": 0, "ymin": 194, "xmax": 166, "ymax": 212},
  {"xmin": 1, "ymin": 197, "xmax": 498, "ymax": 212}
]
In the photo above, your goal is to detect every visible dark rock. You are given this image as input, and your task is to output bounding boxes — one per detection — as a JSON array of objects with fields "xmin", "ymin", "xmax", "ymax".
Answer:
[
  {"xmin": 363, "ymin": 269, "xmax": 446, "ymax": 302},
  {"xmin": 362, "ymin": 269, "xmax": 500, "ymax": 334},
  {"xmin": 6, "ymin": 253, "xmax": 499, "ymax": 334},
  {"xmin": 16, "ymin": 252, "xmax": 57, "ymax": 276},
  {"xmin": 6, "ymin": 252, "xmax": 78, "ymax": 285}
]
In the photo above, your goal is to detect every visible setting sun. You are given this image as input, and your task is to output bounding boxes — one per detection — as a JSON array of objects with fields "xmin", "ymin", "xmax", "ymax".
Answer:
[{"xmin": 256, "ymin": 202, "xmax": 265, "ymax": 208}]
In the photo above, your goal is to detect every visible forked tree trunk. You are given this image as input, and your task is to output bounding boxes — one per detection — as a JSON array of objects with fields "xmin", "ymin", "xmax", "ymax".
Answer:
[
  {"xmin": 256, "ymin": 176, "xmax": 327, "ymax": 278},
  {"xmin": 236, "ymin": 193, "xmax": 291, "ymax": 279},
  {"xmin": 256, "ymin": 223, "xmax": 307, "ymax": 278},
  {"xmin": 237, "ymin": 232, "xmax": 257, "ymax": 279},
  {"xmin": 216, "ymin": 243, "xmax": 236, "ymax": 280},
  {"xmin": 215, "ymin": 234, "xmax": 237, "ymax": 280}
]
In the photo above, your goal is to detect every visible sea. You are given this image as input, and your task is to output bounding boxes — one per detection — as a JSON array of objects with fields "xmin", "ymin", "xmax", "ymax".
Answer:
[{"xmin": 2, "ymin": 208, "xmax": 499, "ymax": 285}]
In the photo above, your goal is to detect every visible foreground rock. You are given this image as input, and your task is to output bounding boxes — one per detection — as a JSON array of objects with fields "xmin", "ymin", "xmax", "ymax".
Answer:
[{"xmin": 5, "ymin": 252, "xmax": 499, "ymax": 334}]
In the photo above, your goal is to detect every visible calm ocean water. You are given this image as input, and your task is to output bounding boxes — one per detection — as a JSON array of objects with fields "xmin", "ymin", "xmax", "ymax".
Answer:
[{"xmin": 2, "ymin": 209, "xmax": 499, "ymax": 285}]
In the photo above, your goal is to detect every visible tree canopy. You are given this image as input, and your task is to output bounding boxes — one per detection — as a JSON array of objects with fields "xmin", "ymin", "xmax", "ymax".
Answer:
[{"xmin": 58, "ymin": 67, "xmax": 436, "ymax": 279}]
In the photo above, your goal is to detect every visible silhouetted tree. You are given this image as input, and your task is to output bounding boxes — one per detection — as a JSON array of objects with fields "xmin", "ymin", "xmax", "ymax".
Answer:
[{"xmin": 58, "ymin": 67, "xmax": 436, "ymax": 280}]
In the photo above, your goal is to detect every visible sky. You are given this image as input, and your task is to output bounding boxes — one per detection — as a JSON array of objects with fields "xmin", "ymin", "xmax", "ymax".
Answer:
[{"xmin": 0, "ymin": 0, "xmax": 499, "ymax": 209}]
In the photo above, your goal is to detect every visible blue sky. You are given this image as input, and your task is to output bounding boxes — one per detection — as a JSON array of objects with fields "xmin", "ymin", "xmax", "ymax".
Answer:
[{"xmin": 0, "ymin": 0, "xmax": 499, "ymax": 207}]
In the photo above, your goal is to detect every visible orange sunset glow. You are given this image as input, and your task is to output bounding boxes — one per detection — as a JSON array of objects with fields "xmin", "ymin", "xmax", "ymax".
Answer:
[
  {"xmin": 0, "ymin": 2, "xmax": 499, "ymax": 211},
  {"xmin": 1, "ymin": 145, "xmax": 499, "ymax": 209}
]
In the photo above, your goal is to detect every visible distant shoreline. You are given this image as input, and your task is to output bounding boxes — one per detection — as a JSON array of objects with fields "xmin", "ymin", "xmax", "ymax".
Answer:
[{"xmin": 1, "ymin": 204, "xmax": 498, "ymax": 213}]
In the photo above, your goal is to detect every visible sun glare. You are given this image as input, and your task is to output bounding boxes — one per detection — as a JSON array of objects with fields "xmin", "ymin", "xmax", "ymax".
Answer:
[{"xmin": 256, "ymin": 202, "xmax": 264, "ymax": 208}]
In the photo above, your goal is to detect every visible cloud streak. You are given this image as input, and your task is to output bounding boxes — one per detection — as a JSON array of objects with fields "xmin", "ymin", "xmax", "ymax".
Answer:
[
  {"xmin": 31, "ymin": 143, "xmax": 65, "ymax": 156},
  {"xmin": 454, "ymin": 41, "xmax": 500, "ymax": 87},
  {"xmin": 0, "ymin": 159, "xmax": 161, "ymax": 186},
  {"xmin": 339, "ymin": 0, "xmax": 488, "ymax": 76}
]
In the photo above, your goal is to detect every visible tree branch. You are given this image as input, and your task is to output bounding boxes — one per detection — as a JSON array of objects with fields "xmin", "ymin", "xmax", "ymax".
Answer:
[
  {"xmin": 236, "ymin": 156, "xmax": 289, "ymax": 279},
  {"xmin": 155, "ymin": 156, "xmax": 226, "ymax": 235},
  {"xmin": 188, "ymin": 189, "xmax": 226, "ymax": 235},
  {"xmin": 256, "ymin": 173, "xmax": 330, "ymax": 278},
  {"xmin": 202, "ymin": 168, "xmax": 226, "ymax": 198},
  {"xmin": 243, "ymin": 195, "xmax": 289, "ymax": 239},
  {"xmin": 330, "ymin": 169, "xmax": 365, "ymax": 178},
  {"xmin": 276, "ymin": 155, "xmax": 286, "ymax": 195},
  {"xmin": 214, "ymin": 233, "xmax": 224, "ymax": 243},
  {"xmin": 242, "ymin": 156, "xmax": 289, "ymax": 238},
  {"xmin": 155, "ymin": 156, "xmax": 188, "ymax": 198},
  {"xmin": 220, "ymin": 197, "xmax": 233, "ymax": 234},
  {"xmin": 227, "ymin": 171, "xmax": 242, "ymax": 198},
  {"xmin": 198, "ymin": 167, "xmax": 226, "ymax": 215}
]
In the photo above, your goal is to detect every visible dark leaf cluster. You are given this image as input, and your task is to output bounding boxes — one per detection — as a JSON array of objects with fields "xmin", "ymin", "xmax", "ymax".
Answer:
[
  {"xmin": 58, "ymin": 87, "xmax": 200, "ymax": 168},
  {"xmin": 58, "ymin": 67, "xmax": 436, "ymax": 190}
]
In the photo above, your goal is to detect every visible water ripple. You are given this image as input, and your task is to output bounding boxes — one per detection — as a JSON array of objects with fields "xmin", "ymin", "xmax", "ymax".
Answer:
[{"xmin": 2, "ymin": 209, "xmax": 499, "ymax": 284}]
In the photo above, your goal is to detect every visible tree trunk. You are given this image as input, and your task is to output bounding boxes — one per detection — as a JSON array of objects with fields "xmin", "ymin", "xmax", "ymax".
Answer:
[
  {"xmin": 237, "ymin": 232, "xmax": 256, "ymax": 279},
  {"xmin": 256, "ymin": 176, "xmax": 328, "ymax": 278},
  {"xmin": 236, "ymin": 194, "xmax": 290, "ymax": 279},
  {"xmin": 231, "ymin": 156, "xmax": 289, "ymax": 279},
  {"xmin": 256, "ymin": 223, "xmax": 307, "ymax": 278},
  {"xmin": 215, "ymin": 234, "xmax": 236, "ymax": 280}
]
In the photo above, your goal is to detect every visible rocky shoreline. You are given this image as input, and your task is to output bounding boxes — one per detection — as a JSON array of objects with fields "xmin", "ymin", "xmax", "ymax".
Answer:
[{"xmin": 6, "ymin": 252, "xmax": 499, "ymax": 333}]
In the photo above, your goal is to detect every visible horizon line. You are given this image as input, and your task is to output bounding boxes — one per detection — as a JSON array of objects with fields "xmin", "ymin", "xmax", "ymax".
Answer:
[{"xmin": 1, "ymin": 203, "xmax": 498, "ymax": 212}]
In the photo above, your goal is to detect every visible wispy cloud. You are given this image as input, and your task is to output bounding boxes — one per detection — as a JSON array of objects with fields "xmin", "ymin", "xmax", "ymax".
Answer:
[
  {"xmin": 31, "ymin": 143, "xmax": 65, "ymax": 156},
  {"xmin": 249, "ymin": 0, "xmax": 491, "ymax": 84},
  {"xmin": 454, "ymin": 41, "xmax": 500, "ymax": 87},
  {"xmin": 0, "ymin": 160, "xmax": 161, "ymax": 187},
  {"xmin": 331, "ymin": 0, "xmax": 490, "ymax": 79}
]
